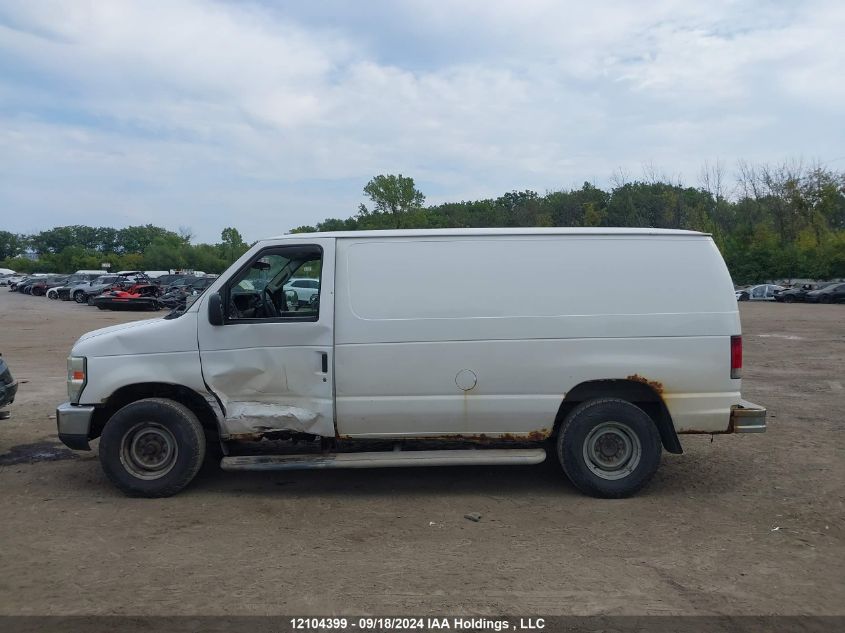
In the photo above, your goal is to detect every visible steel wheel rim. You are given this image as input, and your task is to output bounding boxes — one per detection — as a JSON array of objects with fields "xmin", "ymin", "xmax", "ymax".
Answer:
[
  {"xmin": 119, "ymin": 422, "xmax": 178, "ymax": 480},
  {"xmin": 582, "ymin": 421, "xmax": 642, "ymax": 480}
]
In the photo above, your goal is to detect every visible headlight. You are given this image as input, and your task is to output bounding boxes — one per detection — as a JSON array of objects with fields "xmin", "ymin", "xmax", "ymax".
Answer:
[{"xmin": 67, "ymin": 356, "xmax": 87, "ymax": 403}]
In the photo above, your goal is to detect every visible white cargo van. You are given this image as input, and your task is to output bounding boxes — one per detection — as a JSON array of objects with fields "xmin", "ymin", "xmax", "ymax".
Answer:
[{"xmin": 57, "ymin": 228, "xmax": 765, "ymax": 498}]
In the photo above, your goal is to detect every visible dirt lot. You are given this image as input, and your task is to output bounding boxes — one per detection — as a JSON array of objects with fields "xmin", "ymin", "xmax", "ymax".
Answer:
[{"xmin": 0, "ymin": 290, "xmax": 842, "ymax": 616}]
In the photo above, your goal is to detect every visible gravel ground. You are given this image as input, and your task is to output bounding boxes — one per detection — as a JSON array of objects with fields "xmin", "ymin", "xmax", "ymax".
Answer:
[{"xmin": 0, "ymin": 291, "xmax": 842, "ymax": 616}]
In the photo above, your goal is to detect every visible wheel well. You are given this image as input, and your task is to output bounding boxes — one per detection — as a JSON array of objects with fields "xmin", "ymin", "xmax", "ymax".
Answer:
[
  {"xmin": 553, "ymin": 379, "xmax": 683, "ymax": 454},
  {"xmin": 90, "ymin": 383, "xmax": 220, "ymax": 441}
]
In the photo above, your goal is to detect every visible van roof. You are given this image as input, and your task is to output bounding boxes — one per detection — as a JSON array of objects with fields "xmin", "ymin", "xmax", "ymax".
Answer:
[{"xmin": 269, "ymin": 227, "xmax": 709, "ymax": 240}]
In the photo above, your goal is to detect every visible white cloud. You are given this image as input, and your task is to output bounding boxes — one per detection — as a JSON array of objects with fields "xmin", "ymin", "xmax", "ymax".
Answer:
[{"xmin": 0, "ymin": 0, "xmax": 842, "ymax": 241}]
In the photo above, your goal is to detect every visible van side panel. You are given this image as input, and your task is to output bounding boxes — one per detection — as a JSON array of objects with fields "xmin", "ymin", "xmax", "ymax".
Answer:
[{"xmin": 334, "ymin": 235, "xmax": 740, "ymax": 437}]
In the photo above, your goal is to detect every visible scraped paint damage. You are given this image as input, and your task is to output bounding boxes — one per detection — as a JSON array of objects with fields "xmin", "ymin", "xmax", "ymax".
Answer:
[
  {"xmin": 227, "ymin": 401, "xmax": 318, "ymax": 430},
  {"xmin": 217, "ymin": 396, "xmax": 331, "ymax": 437}
]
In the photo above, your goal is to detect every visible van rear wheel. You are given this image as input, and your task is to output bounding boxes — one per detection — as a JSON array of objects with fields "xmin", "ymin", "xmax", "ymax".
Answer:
[
  {"xmin": 99, "ymin": 398, "xmax": 206, "ymax": 497},
  {"xmin": 556, "ymin": 398, "xmax": 661, "ymax": 498}
]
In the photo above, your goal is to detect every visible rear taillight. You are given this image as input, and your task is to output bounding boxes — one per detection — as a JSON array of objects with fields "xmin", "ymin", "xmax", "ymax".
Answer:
[{"xmin": 731, "ymin": 335, "xmax": 742, "ymax": 379}]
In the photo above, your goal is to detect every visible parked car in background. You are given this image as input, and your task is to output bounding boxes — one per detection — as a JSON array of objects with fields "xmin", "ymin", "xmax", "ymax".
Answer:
[
  {"xmin": 283, "ymin": 277, "xmax": 320, "ymax": 306},
  {"xmin": 0, "ymin": 354, "xmax": 18, "ymax": 420},
  {"xmin": 189, "ymin": 276, "xmax": 217, "ymax": 292},
  {"xmin": 774, "ymin": 282, "xmax": 834, "ymax": 303},
  {"xmin": 161, "ymin": 275, "xmax": 198, "ymax": 291},
  {"xmin": 805, "ymin": 282, "xmax": 845, "ymax": 304},
  {"xmin": 13, "ymin": 276, "xmax": 48, "ymax": 294},
  {"xmin": 29, "ymin": 275, "xmax": 69, "ymax": 296},
  {"xmin": 5, "ymin": 275, "xmax": 26, "ymax": 289},
  {"xmin": 49, "ymin": 273, "xmax": 102, "ymax": 300},
  {"xmin": 69, "ymin": 275, "xmax": 127, "ymax": 303},
  {"xmin": 736, "ymin": 284, "xmax": 784, "ymax": 301},
  {"xmin": 152, "ymin": 274, "xmax": 189, "ymax": 287},
  {"xmin": 157, "ymin": 276, "xmax": 216, "ymax": 310}
]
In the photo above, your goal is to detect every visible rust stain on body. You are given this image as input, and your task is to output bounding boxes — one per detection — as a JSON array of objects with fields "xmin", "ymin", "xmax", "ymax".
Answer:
[
  {"xmin": 527, "ymin": 429, "xmax": 550, "ymax": 441},
  {"xmin": 627, "ymin": 374, "xmax": 664, "ymax": 395}
]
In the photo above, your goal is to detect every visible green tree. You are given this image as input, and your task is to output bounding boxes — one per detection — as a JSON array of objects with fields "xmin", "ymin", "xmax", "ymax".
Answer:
[
  {"xmin": 0, "ymin": 231, "xmax": 24, "ymax": 260},
  {"xmin": 143, "ymin": 235, "xmax": 187, "ymax": 270},
  {"xmin": 30, "ymin": 226, "xmax": 77, "ymax": 254},
  {"xmin": 117, "ymin": 224, "xmax": 176, "ymax": 254},
  {"xmin": 220, "ymin": 227, "xmax": 249, "ymax": 265},
  {"xmin": 360, "ymin": 174, "xmax": 426, "ymax": 228},
  {"xmin": 4, "ymin": 161, "xmax": 844, "ymax": 284}
]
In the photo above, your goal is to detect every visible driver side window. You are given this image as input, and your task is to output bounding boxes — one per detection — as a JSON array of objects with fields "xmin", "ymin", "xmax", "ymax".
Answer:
[{"xmin": 226, "ymin": 246, "xmax": 322, "ymax": 321}]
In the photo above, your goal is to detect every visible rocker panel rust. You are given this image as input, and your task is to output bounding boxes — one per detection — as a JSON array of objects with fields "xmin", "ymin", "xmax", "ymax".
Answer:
[{"xmin": 337, "ymin": 429, "xmax": 552, "ymax": 443}]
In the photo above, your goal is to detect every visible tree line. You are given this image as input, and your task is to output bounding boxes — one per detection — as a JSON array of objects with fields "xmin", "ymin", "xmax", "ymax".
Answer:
[
  {"xmin": 292, "ymin": 165, "xmax": 845, "ymax": 284},
  {"xmin": 0, "ymin": 225, "xmax": 251, "ymax": 275},
  {"xmin": 3, "ymin": 162, "xmax": 844, "ymax": 283}
]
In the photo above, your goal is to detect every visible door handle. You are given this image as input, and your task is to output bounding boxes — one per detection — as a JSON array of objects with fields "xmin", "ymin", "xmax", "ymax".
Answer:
[{"xmin": 320, "ymin": 352, "xmax": 328, "ymax": 374}]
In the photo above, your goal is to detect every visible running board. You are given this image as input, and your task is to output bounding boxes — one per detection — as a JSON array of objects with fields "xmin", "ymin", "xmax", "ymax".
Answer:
[{"xmin": 221, "ymin": 448, "xmax": 547, "ymax": 471}]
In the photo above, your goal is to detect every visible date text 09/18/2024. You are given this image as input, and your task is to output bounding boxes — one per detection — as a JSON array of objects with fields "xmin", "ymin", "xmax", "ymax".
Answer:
[{"xmin": 289, "ymin": 617, "xmax": 546, "ymax": 631}]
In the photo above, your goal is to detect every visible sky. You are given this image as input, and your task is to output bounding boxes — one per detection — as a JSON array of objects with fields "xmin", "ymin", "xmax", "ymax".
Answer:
[{"xmin": 1, "ymin": 0, "xmax": 843, "ymax": 244}]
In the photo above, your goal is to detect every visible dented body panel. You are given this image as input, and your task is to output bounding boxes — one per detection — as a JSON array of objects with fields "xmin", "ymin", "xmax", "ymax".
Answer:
[{"xmin": 195, "ymin": 236, "xmax": 336, "ymax": 439}]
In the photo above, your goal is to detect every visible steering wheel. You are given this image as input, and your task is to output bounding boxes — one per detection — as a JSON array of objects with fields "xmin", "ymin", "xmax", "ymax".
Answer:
[{"xmin": 262, "ymin": 286, "xmax": 279, "ymax": 317}]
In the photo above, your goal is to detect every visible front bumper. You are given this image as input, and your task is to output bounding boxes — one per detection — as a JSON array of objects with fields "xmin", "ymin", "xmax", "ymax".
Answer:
[
  {"xmin": 0, "ymin": 379, "xmax": 18, "ymax": 410},
  {"xmin": 56, "ymin": 402, "xmax": 96, "ymax": 450},
  {"xmin": 728, "ymin": 399, "xmax": 767, "ymax": 433}
]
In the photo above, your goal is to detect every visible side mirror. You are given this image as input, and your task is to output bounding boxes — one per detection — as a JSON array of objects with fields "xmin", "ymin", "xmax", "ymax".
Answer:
[{"xmin": 208, "ymin": 292, "xmax": 224, "ymax": 326}]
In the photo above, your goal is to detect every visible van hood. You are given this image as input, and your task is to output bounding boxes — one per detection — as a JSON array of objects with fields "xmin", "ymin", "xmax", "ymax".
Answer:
[
  {"xmin": 72, "ymin": 313, "xmax": 198, "ymax": 358},
  {"xmin": 77, "ymin": 318, "xmax": 161, "ymax": 343}
]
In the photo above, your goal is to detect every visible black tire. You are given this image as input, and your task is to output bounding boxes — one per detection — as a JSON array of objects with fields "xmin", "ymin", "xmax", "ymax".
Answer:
[
  {"xmin": 98, "ymin": 398, "xmax": 206, "ymax": 497},
  {"xmin": 819, "ymin": 295, "xmax": 831, "ymax": 304},
  {"xmin": 74, "ymin": 290, "xmax": 86, "ymax": 303},
  {"xmin": 556, "ymin": 398, "xmax": 662, "ymax": 498},
  {"xmin": 784, "ymin": 295, "xmax": 795, "ymax": 303}
]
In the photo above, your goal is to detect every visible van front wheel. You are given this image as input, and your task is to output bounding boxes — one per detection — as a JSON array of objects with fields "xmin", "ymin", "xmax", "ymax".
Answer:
[
  {"xmin": 557, "ymin": 398, "xmax": 661, "ymax": 498},
  {"xmin": 99, "ymin": 398, "xmax": 206, "ymax": 497}
]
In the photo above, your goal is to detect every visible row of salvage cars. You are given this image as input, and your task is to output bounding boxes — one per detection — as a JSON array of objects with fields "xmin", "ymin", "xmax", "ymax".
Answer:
[
  {"xmin": 735, "ymin": 281, "xmax": 845, "ymax": 303},
  {"xmin": 2, "ymin": 271, "xmax": 218, "ymax": 311}
]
